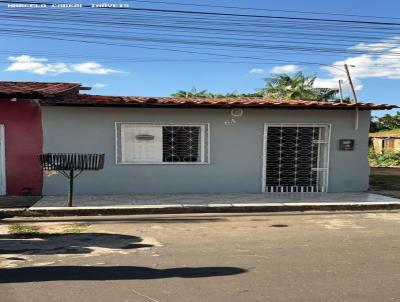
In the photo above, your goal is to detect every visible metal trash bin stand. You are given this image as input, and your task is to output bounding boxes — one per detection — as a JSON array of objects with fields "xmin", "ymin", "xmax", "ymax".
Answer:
[{"xmin": 39, "ymin": 153, "xmax": 105, "ymax": 207}]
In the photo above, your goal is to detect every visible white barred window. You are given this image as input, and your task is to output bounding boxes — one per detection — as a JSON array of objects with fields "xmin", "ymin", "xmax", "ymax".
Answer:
[{"xmin": 116, "ymin": 123, "xmax": 209, "ymax": 164}]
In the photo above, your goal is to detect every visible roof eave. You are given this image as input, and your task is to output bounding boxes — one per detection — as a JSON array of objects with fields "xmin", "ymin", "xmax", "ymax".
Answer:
[{"xmin": 39, "ymin": 102, "xmax": 395, "ymax": 110}]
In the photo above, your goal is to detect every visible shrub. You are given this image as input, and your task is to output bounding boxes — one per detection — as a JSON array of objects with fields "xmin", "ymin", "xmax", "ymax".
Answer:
[{"xmin": 369, "ymin": 149, "xmax": 400, "ymax": 167}]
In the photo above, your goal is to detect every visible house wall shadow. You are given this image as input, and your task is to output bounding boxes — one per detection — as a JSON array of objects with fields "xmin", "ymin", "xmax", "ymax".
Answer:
[
  {"xmin": 0, "ymin": 266, "xmax": 247, "ymax": 283},
  {"xmin": 0, "ymin": 233, "xmax": 153, "ymax": 255}
]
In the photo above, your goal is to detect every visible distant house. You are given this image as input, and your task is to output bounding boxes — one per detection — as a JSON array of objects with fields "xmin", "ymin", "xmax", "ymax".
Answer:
[
  {"xmin": 370, "ymin": 129, "xmax": 400, "ymax": 154},
  {"xmin": 0, "ymin": 81, "xmax": 398, "ymax": 197}
]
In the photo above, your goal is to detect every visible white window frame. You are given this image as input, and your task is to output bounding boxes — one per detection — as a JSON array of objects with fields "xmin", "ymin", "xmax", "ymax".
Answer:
[
  {"xmin": 0, "ymin": 125, "xmax": 6, "ymax": 195},
  {"xmin": 261, "ymin": 123, "xmax": 331, "ymax": 193},
  {"xmin": 115, "ymin": 122, "xmax": 210, "ymax": 165}
]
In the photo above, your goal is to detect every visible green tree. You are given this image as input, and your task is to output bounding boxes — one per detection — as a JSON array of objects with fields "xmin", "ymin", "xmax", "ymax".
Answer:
[
  {"xmin": 370, "ymin": 112, "xmax": 400, "ymax": 132},
  {"xmin": 172, "ymin": 72, "xmax": 337, "ymax": 100},
  {"xmin": 171, "ymin": 87, "xmax": 214, "ymax": 98},
  {"xmin": 171, "ymin": 88, "xmax": 262, "ymax": 98},
  {"xmin": 259, "ymin": 72, "xmax": 338, "ymax": 101}
]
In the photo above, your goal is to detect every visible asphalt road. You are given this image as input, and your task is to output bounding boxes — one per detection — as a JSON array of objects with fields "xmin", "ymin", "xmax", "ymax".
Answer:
[{"xmin": 0, "ymin": 211, "xmax": 399, "ymax": 302}]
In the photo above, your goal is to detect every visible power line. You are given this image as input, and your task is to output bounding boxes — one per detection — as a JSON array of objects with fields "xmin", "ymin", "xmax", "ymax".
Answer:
[
  {"xmin": 0, "ymin": 31, "xmax": 346, "ymax": 70},
  {"xmin": 3, "ymin": 0, "xmax": 400, "ymax": 74},
  {"xmin": 3, "ymin": 0, "xmax": 400, "ymax": 27},
  {"xmin": 2, "ymin": 23, "xmax": 400, "ymax": 59},
  {"xmin": 129, "ymin": 0, "xmax": 400, "ymax": 21},
  {"xmin": 3, "ymin": 4, "xmax": 400, "ymax": 37},
  {"xmin": 3, "ymin": 4, "xmax": 400, "ymax": 48},
  {"xmin": 1, "ymin": 17, "xmax": 400, "ymax": 71},
  {"xmin": 2, "ymin": 7, "xmax": 400, "ymax": 56},
  {"xmin": 3, "ymin": 9, "xmax": 400, "ymax": 33},
  {"xmin": 0, "ymin": 22, "xmax": 389, "ymax": 51}
]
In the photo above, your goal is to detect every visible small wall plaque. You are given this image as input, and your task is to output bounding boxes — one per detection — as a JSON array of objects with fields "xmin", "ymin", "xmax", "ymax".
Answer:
[{"xmin": 339, "ymin": 139, "xmax": 355, "ymax": 151}]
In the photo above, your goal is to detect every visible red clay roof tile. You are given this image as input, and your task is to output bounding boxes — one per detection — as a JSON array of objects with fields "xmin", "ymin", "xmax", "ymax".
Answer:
[
  {"xmin": 49, "ymin": 94, "xmax": 397, "ymax": 110},
  {"xmin": 0, "ymin": 81, "xmax": 396, "ymax": 110},
  {"xmin": 0, "ymin": 81, "xmax": 82, "ymax": 96}
]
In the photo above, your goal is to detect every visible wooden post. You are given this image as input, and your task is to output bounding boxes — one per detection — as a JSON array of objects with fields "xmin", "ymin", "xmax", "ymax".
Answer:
[
  {"xmin": 344, "ymin": 64, "xmax": 357, "ymax": 103},
  {"xmin": 344, "ymin": 64, "xmax": 360, "ymax": 130},
  {"xmin": 67, "ymin": 169, "xmax": 74, "ymax": 207}
]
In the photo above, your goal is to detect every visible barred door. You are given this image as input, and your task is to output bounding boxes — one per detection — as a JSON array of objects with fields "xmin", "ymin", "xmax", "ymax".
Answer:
[{"xmin": 264, "ymin": 124, "xmax": 329, "ymax": 193}]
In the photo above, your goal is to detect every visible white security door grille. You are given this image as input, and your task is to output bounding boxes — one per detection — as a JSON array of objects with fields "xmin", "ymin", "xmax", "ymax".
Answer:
[{"xmin": 264, "ymin": 124, "xmax": 330, "ymax": 193}]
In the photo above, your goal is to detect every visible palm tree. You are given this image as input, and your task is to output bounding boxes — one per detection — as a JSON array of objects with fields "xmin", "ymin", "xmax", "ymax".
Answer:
[
  {"xmin": 171, "ymin": 88, "xmax": 262, "ymax": 98},
  {"xmin": 171, "ymin": 87, "xmax": 214, "ymax": 98},
  {"xmin": 259, "ymin": 72, "xmax": 338, "ymax": 101}
]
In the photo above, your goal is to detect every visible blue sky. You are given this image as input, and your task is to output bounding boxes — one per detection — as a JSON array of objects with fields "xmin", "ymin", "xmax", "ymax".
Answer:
[{"xmin": 1, "ymin": 0, "xmax": 400, "ymax": 115}]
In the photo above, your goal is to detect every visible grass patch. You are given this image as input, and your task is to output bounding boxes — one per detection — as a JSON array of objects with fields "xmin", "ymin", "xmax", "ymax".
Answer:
[
  {"xmin": 370, "ymin": 175, "xmax": 400, "ymax": 191},
  {"xmin": 63, "ymin": 223, "xmax": 90, "ymax": 234},
  {"xmin": 370, "ymin": 128, "xmax": 400, "ymax": 136},
  {"xmin": 8, "ymin": 224, "xmax": 42, "ymax": 239},
  {"xmin": 8, "ymin": 223, "xmax": 90, "ymax": 239}
]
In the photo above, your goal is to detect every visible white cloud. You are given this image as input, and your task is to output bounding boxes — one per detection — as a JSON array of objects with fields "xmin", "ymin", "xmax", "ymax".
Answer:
[
  {"xmin": 350, "ymin": 42, "xmax": 396, "ymax": 52},
  {"xmin": 313, "ymin": 77, "xmax": 363, "ymax": 92},
  {"xmin": 313, "ymin": 77, "xmax": 342, "ymax": 90},
  {"xmin": 6, "ymin": 55, "xmax": 71, "ymax": 75},
  {"xmin": 71, "ymin": 62, "xmax": 121, "ymax": 75},
  {"xmin": 271, "ymin": 64, "xmax": 299, "ymax": 74},
  {"xmin": 249, "ymin": 68, "xmax": 264, "ymax": 74},
  {"xmin": 316, "ymin": 37, "xmax": 400, "ymax": 92},
  {"xmin": 323, "ymin": 54, "xmax": 400, "ymax": 80},
  {"xmin": 93, "ymin": 83, "xmax": 106, "ymax": 88},
  {"xmin": 354, "ymin": 84, "xmax": 364, "ymax": 91},
  {"xmin": 349, "ymin": 37, "xmax": 400, "ymax": 52},
  {"xmin": 5, "ymin": 55, "xmax": 121, "ymax": 75}
]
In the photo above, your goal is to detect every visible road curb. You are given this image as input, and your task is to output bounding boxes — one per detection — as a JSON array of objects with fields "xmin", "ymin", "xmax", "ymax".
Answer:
[{"xmin": 1, "ymin": 202, "xmax": 400, "ymax": 217}]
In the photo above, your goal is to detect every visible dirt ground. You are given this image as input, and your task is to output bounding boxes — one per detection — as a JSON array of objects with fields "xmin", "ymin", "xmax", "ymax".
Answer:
[
  {"xmin": 369, "ymin": 167, "xmax": 400, "ymax": 199},
  {"xmin": 370, "ymin": 167, "xmax": 400, "ymax": 176},
  {"xmin": 0, "ymin": 212, "xmax": 399, "ymax": 302}
]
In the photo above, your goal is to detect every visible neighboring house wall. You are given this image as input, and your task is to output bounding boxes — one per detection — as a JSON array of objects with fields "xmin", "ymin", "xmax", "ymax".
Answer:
[
  {"xmin": 371, "ymin": 137, "xmax": 400, "ymax": 154},
  {"xmin": 394, "ymin": 139, "xmax": 400, "ymax": 151},
  {"xmin": 0, "ymin": 98, "xmax": 43, "ymax": 195},
  {"xmin": 42, "ymin": 106, "xmax": 371, "ymax": 195},
  {"xmin": 371, "ymin": 137, "xmax": 383, "ymax": 154}
]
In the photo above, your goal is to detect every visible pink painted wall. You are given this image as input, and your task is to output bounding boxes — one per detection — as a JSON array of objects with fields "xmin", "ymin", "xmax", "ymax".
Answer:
[{"xmin": 0, "ymin": 98, "xmax": 43, "ymax": 195}]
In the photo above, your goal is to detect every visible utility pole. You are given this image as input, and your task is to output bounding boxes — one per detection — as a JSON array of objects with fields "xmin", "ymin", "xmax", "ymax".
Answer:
[
  {"xmin": 338, "ymin": 79, "xmax": 344, "ymax": 103},
  {"xmin": 344, "ymin": 64, "xmax": 359, "ymax": 130},
  {"xmin": 344, "ymin": 64, "xmax": 357, "ymax": 103}
]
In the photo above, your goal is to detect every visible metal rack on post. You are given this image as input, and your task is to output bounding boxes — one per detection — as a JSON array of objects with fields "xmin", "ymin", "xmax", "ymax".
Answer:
[{"xmin": 39, "ymin": 153, "xmax": 105, "ymax": 207}]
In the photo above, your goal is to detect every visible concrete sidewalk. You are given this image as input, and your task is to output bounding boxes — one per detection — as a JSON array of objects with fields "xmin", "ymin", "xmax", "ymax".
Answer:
[
  {"xmin": 34, "ymin": 192, "xmax": 400, "ymax": 207},
  {"xmin": 1, "ymin": 192, "xmax": 400, "ymax": 217},
  {"xmin": 0, "ymin": 196, "xmax": 41, "ymax": 208}
]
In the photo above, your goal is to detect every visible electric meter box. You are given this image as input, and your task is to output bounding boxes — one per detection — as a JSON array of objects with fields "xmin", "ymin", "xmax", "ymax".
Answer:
[{"xmin": 339, "ymin": 139, "xmax": 355, "ymax": 151}]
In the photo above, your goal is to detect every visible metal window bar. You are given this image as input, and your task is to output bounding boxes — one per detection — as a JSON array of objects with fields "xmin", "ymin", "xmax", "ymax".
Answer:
[
  {"xmin": 163, "ymin": 126, "xmax": 202, "ymax": 163},
  {"xmin": 116, "ymin": 123, "xmax": 209, "ymax": 165}
]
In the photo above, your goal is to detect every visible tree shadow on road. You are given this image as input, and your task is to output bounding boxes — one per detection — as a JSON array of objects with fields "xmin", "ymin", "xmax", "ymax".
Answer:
[
  {"xmin": 0, "ymin": 233, "xmax": 153, "ymax": 255},
  {"xmin": 0, "ymin": 266, "xmax": 247, "ymax": 283}
]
